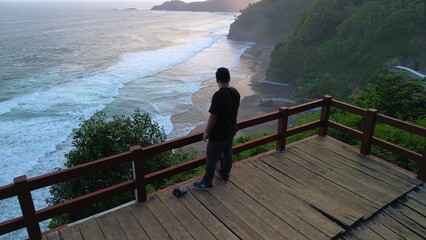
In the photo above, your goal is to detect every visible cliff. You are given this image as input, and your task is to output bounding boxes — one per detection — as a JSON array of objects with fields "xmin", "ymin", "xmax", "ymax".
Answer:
[
  {"xmin": 228, "ymin": 0, "xmax": 314, "ymax": 44},
  {"xmin": 227, "ymin": 0, "xmax": 426, "ymax": 99}
]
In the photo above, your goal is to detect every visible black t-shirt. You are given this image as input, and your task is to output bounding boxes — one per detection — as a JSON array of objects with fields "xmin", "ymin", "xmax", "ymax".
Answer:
[{"xmin": 208, "ymin": 87, "xmax": 240, "ymax": 142}]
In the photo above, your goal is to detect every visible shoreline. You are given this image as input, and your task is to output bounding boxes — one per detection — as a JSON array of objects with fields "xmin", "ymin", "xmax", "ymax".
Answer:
[{"xmin": 170, "ymin": 43, "xmax": 294, "ymax": 153}]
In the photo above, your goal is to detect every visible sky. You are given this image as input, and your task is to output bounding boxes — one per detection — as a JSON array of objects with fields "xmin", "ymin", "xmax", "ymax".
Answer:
[
  {"xmin": 0, "ymin": 0, "xmax": 203, "ymax": 10},
  {"xmin": 0, "ymin": 0, "xmax": 201, "ymax": 2}
]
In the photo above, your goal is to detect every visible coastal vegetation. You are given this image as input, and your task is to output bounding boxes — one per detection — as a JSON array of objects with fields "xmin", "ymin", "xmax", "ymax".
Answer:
[
  {"xmin": 228, "ymin": 0, "xmax": 314, "ymax": 44},
  {"xmin": 46, "ymin": 110, "xmax": 195, "ymax": 228},
  {"xmin": 228, "ymin": 0, "xmax": 426, "ymax": 99},
  {"xmin": 239, "ymin": 73, "xmax": 426, "ymax": 173},
  {"xmin": 228, "ymin": 0, "xmax": 426, "ymax": 170},
  {"xmin": 329, "ymin": 74, "xmax": 426, "ymax": 172}
]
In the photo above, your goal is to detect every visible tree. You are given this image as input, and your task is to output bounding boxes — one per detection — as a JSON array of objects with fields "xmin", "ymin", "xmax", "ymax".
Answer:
[
  {"xmin": 265, "ymin": 0, "xmax": 426, "ymax": 95},
  {"xmin": 354, "ymin": 73, "xmax": 426, "ymax": 120},
  {"xmin": 46, "ymin": 110, "xmax": 181, "ymax": 228},
  {"xmin": 328, "ymin": 73, "xmax": 426, "ymax": 173},
  {"xmin": 294, "ymin": 72, "xmax": 344, "ymax": 100}
]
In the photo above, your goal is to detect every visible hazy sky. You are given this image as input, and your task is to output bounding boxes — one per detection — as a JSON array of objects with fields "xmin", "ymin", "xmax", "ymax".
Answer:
[
  {"xmin": 0, "ymin": 0, "xmax": 203, "ymax": 9},
  {"xmin": 0, "ymin": 0, "xmax": 201, "ymax": 2}
]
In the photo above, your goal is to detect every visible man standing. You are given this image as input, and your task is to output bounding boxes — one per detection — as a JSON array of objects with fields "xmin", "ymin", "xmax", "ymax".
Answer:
[{"xmin": 193, "ymin": 67, "xmax": 240, "ymax": 190}]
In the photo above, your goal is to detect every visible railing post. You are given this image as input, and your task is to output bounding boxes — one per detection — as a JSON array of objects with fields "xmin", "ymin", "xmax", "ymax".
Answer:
[
  {"xmin": 417, "ymin": 146, "xmax": 426, "ymax": 181},
  {"xmin": 319, "ymin": 95, "xmax": 332, "ymax": 136},
  {"xmin": 276, "ymin": 107, "xmax": 289, "ymax": 151},
  {"xmin": 131, "ymin": 146, "xmax": 146, "ymax": 203},
  {"xmin": 360, "ymin": 109, "xmax": 378, "ymax": 156},
  {"xmin": 14, "ymin": 175, "xmax": 42, "ymax": 240}
]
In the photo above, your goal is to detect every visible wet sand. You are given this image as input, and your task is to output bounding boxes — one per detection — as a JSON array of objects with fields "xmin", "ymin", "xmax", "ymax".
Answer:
[{"xmin": 170, "ymin": 43, "xmax": 294, "ymax": 154}]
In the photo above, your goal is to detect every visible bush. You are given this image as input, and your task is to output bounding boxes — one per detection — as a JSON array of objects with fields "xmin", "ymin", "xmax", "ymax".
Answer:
[{"xmin": 46, "ymin": 110, "xmax": 185, "ymax": 228}]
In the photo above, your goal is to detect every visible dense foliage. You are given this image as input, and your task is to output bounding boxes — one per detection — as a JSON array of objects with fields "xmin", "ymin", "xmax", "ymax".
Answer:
[
  {"xmin": 235, "ymin": 73, "xmax": 426, "ymax": 174},
  {"xmin": 354, "ymin": 73, "xmax": 426, "ymax": 120},
  {"xmin": 267, "ymin": 0, "xmax": 426, "ymax": 98},
  {"xmin": 329, "ymin": 74, "xmax": 426, "ymax": 172},
  {"xmin": 228, "ymin": 0, "xmax": 314, "ymax": 43},
  {"xmin": 46, "ymin": 110, "xmax": 188, "ymax": 228}
]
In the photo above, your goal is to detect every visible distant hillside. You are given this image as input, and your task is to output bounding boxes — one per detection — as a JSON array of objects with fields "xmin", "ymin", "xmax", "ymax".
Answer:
[
  {"xmin": 228, "ymin": 0, "xmax": 314, "ymax": 44},
  {"xmin": 151, "ymin": 0, "xmax": 259, "ymax": 12},
  {"xmin": 229, "ymin": 0, "xmax": 426, "ymax": 99}
]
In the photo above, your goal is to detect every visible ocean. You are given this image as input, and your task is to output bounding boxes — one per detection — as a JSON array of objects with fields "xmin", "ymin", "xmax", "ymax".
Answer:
[{"xmin": 0, "ymin": 2, "xmax": 252, "ymax": 239}]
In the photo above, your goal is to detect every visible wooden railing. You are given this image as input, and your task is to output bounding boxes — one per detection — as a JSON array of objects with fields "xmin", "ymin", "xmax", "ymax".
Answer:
[{"xmin": 1, "ymin": 96, "xmax": 425, "ymax": 239}]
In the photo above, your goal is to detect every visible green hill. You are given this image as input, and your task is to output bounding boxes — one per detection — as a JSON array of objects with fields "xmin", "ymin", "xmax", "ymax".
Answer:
[
  {"xmin": 229, "ymin": 0, "xmax": 426, "ymax": 99},
  {"xmin": 228, "ymin": 0, "xmax": 314, "ymax": 44}
]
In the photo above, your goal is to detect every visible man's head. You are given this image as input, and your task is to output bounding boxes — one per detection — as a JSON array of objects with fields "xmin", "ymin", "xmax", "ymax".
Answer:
[{"xmin": 216, "ymin": 67, "xmax": 230, "ymax": 83}]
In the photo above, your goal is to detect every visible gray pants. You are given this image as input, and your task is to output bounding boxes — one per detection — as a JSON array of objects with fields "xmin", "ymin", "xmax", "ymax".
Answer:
[{"xmin": 202, "ymin": 134, "xmax": 235, "ymax": 186}]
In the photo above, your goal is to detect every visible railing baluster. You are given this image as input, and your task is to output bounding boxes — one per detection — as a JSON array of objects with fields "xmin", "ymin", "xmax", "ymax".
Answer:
[
  {"xmin": 131, "ymin": 146, "xmax": 146, "ymax": 203},
  {"xmin": 319, "ymin": 95, "xmax": 332, "ymax": 136},
  {"xmin": 418, "ymin": 146, "xmax": 426, "ymax": 181},
  {"xmin": 276, "ymin": 107, "xmax": 289, "ymax": 151},
  {"xmin": 14, "ymin": 175, "xmax": 41, "ymax": 240},
  {"xmin": 360, "ymin": 109, "xmax": 378, "ymax": 156}
]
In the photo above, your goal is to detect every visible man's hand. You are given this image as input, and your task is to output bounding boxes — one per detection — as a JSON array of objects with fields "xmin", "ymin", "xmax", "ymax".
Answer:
[{"xmin": 203, "ymin": 113, "xmax": 217, "ymax": 142}]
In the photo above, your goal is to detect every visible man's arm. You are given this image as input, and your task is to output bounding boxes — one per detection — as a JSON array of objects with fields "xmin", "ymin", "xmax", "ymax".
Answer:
[{"xmin": 203, "ymin": 113, "xmax": 218, "ymax": 142}]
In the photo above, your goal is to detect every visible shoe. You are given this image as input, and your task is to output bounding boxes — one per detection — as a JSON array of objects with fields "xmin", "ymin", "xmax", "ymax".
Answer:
[
  {"xmin": 215, "ymin": 171, "xmax": 229, "ymax": 183},
  {"xmin": 193, "ymin": 181, "xmax": 212, "ymax": 191}
]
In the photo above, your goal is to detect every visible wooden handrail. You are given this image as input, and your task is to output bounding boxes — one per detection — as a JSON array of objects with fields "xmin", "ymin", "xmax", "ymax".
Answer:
[{"xmin": 1, "ymin": 96, "xmax": 425, "ymax": 239}]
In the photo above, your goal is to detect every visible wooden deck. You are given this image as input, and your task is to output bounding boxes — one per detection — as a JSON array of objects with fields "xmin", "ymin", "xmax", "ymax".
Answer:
[{"xmin": 44, "ymin": 137, "xmax": 425, "ymax": 240}]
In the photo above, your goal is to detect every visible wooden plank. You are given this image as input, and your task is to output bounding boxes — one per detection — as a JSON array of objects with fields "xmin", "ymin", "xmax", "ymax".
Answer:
[
  {"xmin": 287, "ymin": 145, "xmax": 393, "ymax": 206},
  {"xmin": 146, "ymin": 195, "xmax": 194, "ymax": 240},
  {"xmin": 339, "ymin": 234, "xmax": 359, "ymax": 240},
  {"xmin": 237, "ymin": 161, "xmax": 348, "ymax": 237},
  {"xmin": 315, "ymin": 137, "xmax": 420, "ymax": 186},
  {"xmin": 367, "ymin": 218, "xmax": 406, "ymax": 240},
  {"xmin": 408, "ymin": 185, "xmax": 426, "ymax": 205},
  {"xmin": 112, "ymin": 207, "xmax": 149, "ymax": 240},
  {"xmin": 58, "ymin": 225, "xmax": 83, "ymax": 240},
  {"xmin": 215, "ymin": 180, "xmax": 302, "ymax": 239},
  {"xmin": 271, "ymin": 150, "xmax": 378, "ymax": 213},
  {"xmin": 393, "ymin": 202, "xmax": 426, "ymax": 229},
  {"xmin": 44, "ymin": 231, "xmax": 61, "ymax": 240},
  {"xmin": 287, "ymin": 146, "xmax": 393, "ymax": 208},
  {"xmin": 96, "ymin": 212, "xmax": 127, "ymax": 240},
  {"xmin": 349, "ymin": 223, "xmax": 386, "ymax": 240},
  {"xmin": 78, "ymin": 218, "xmax": 106, "ymax": 240},
  {"xmin": 229, "ymin": 165, "xmax": 332, "ymax": 239},
  {"xmin": 208, "ymin": 180, "xmax": 285, "ymax": 239},
  {"xmin": 158, "ymin": 190, "xmax": 216, "ymax": 240},
  {"xmin": 178, "ymin": 190, "xmax": 238, "ymax": 240},
  {"xmin": 384, "ymin": 207, "xmax": 426, "ymax": 237},
  {"xmin": 400, "ymin": 196, "xmax": 426, "ymax": 217},
  {"xmin": 303, "ymin": 140, "xmax": 413, "ymax": 192},
  {"xmin": 377, "ymin": 208, "xmax": 424, "ymax": 240},
  {"xmin": 292, "ymin": 143, "xmax": 409, "ymax": 206},
  {"xmin": 190, "ymin": 187, "xmax": 263, "ymax": 240},
  {"xmin": 248, "ymin": 158, "xmax": 355, "ymax": 229},
  {"xmin": 260, "ymin": 152, "xmax": 374, "ymax": 221},
  {"xmin": 250, "ymin": 157, "xmax": 362, "ymax": 226},
  {"xmin": 355, "ymin": 223, "xmax": 389, "ymax": 240},
  {"xmin": 129, "ymin": 202, "xmax": 171, "ymax": 239}
]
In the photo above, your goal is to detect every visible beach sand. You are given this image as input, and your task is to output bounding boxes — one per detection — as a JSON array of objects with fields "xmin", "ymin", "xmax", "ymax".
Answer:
[{"xmin": 171, "ymin": 43, "xmax": 294, "ymax": 154}]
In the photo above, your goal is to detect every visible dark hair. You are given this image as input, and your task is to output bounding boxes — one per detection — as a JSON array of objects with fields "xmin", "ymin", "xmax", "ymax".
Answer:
[{"xmin": 216, "ymin": 67, "xmax": 230, "ymax": 83}]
